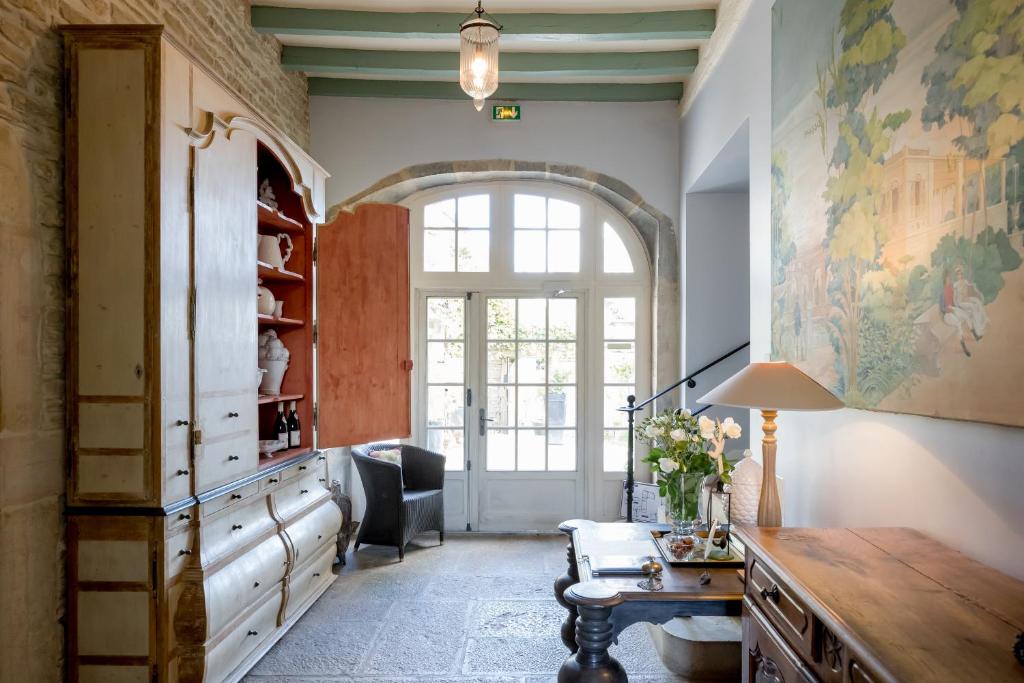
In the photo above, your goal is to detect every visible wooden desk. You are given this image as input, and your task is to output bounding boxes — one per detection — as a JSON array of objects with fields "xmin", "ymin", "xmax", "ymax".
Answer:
[{"xmin": 553, "ymin": 520, "xmax": 745, "ymax": 682}]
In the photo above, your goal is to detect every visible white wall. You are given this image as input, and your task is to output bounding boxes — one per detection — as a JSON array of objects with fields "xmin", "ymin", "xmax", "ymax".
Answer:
[
  {"xmin": 679, "ymin": 0, "xmax": 1024, "ymax": 579},
  {"xmin": 310, "ymin": 96, "xmax": 680, "ymax": 226}
]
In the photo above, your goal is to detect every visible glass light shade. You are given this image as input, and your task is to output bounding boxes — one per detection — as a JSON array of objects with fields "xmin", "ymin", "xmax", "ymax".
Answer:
[{"xmin": 459, "ymin": 17, "xmax": 500, "ymax": 105}]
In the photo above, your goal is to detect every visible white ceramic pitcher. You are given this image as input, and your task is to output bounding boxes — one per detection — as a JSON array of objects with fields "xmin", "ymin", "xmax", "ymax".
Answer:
[{"xmin": 258, "ymin": 233, "xmax": 293, "ymax": 269}]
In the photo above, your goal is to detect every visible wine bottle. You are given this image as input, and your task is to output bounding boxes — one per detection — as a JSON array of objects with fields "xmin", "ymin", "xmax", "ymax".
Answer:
[
  {"xmin": 274, "ymin": 402, "xmax": 288, "ymax": 443},
  {"xmin": 287, "ymin": 400, "xmax": 301, "ymax": 448}
]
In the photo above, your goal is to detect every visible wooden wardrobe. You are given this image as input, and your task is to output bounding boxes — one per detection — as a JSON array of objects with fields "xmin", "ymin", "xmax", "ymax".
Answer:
[{"xmin": 62, "ymin": 26, "xmax": 412, "ymax": 683}]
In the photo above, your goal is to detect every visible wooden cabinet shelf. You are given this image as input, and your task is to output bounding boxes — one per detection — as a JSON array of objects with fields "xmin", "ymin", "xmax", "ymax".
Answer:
[
  {"xmin": 258, "ymin": 314, "xmax": 304, "ymax": 327},
  {"xmin": 258, "ymin": 261, "xmax": 304, "ymax": 283},
  {"xmin": 258, "ymin": 446, "xmax": 314, "ymax": 469},
  {"xmin": 257, "ymin": 200, "xmax": 305, "ymax": 234},
  {"xmin": 257, "ymin": 393, "xmax": 304, "ymax": 405}
]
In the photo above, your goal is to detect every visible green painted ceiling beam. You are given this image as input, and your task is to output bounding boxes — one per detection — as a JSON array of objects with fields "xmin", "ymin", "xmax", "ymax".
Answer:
[
  {"xmin": 307, "ymin": 78, "xmax": 683, "ymax": 102},
  {"xmin": 251, "ymin": 7, "xmax": 715, "ymax": 42},
  {"xmin": 284, "ymin": 46, "xmax": 697, "ymax": 79}
]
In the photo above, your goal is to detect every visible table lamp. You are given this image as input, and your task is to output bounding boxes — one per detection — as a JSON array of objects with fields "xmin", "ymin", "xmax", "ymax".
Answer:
[{"xmin": 698, "ymin": 361, "xmax": 843, "ymax": 526}]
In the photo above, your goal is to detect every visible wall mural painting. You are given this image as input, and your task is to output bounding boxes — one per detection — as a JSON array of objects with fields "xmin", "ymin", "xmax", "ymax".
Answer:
[{"xmin": 771, "ymin": 0, "xmax": 1024, "ymax": 428}]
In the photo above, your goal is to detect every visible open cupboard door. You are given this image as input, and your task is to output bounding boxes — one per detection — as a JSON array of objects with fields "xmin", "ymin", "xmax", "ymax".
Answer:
[{"xmin": 317, "ymin": 204, "xmax": 412, "ymax": 447}]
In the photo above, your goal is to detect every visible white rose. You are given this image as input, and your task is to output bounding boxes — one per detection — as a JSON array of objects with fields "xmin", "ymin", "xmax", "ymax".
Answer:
[
  {"xmin": 658, "ymin": 457, "xmax": 679, "ymax": 473},
  {"xmin": 722, "ymin": 417, "xmax": 743, "ymax": 439},
  {"xmin": 680, "ymin": 408, "xmax": 692, "ymax": 418},
  {"xmin": 691, "ymin": 434, "xmax": 700, "ymax": 442},
  {"xmin": 644, "ymin": 425, "xmax": 660, "ymax": 438},
  {"xmin": 669, "ymin": 428, "xmax": 687, "ymax": 442},
  {"xmin": 698, "ymin": 415, "xmax": 715, "ymax": 439}
]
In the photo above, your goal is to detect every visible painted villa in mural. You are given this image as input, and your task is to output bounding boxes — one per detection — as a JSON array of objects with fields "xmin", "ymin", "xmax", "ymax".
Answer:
[{"xmin": 771, "ymin": 0, "xmax": 1024, "ymax": 427}]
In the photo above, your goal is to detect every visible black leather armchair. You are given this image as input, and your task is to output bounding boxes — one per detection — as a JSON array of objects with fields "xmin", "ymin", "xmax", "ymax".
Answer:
[{"xmin": 351, "ymin": 444, "xmax": 445, "ymax": 560}]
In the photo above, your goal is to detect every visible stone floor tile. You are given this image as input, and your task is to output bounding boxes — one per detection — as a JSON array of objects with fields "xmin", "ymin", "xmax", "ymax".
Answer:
[
  {"xmin": 248, "ymin": 621, "xmax": 378, "ymax": 676},
  {"xmin": 609, "ymin": 623, "xmax": 677, "ymax": 675},
  {"xmin": 360, "ymin": 630, "xmax": 466, "ymax": 676},
  {"xmin": 462, "ymin": 636, "xmax": 567, "ymax": 675},
  {"xmin": 469, "ymin": 600, "xmax": 565, "ymax": 638}
]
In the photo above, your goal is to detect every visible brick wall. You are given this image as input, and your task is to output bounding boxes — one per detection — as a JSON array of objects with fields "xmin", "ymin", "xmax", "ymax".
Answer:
[{"xmin": 0, "ymin": 2, "xmax": 308, "ymax": 680}]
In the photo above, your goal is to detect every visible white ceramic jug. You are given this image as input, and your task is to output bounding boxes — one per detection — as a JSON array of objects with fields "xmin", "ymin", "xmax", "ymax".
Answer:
[{"xmin": 258, "ymin": 233, "xmax": 293, "ymax": 269}]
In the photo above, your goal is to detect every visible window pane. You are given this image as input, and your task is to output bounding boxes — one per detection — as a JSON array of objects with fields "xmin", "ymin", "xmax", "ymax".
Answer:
[
  {"xmin": 548, "ymin": 430, "xmax": 576, "ymax": 471},
  {"xmin": 604, "ymin": 341, "xmax": 635, "ymax": 383},
  {"xmin": 517, "ymin": 429, "xmax": 546, "ymax": 471},
  {"xmin": 458, "ymin": 194, "xmax": 490, "ymax": 227},
  {"xmin": 487, "ymin": 386, "xmax": 514, "ymax": 427},
  {"xmin": 487, "ymin": 429, "xmax": 515, "ymax": 471},
  {"xmin": 487, "ymin": 298, "xmax": 516, "ymax": 339},
  {"xmin": 603, "ymin": 223, "xmax": 634, "ymax": 273},
  {"xmin": 549, "ymin": 386, "xmax": 576, "ymax": 428},
  {"xmin": 457, "ymin": 230, "xmax": 489, "ymax": 272},
  {"xmin": 514, "ymin": 194, "xmax": 546, "ymax": 228},
  {"xmin": 427, "ymin": 386, "xmax": 464, "ymax": 427},
  {"xmin": 548, "ymin": 343, "xmax": 576, "ymax": 384},
  {"xmin": 548, "ymin": 198, "xmax": 581, "ymax": 229},
  {"xmin": 603, "ymin": 386, "xmax": 634, "ymax": 428},
  {"xmin": 517, "ymin": 342, "xmax": 547, "ymax": 383},
  {"xmin": 517, "ymin": 386, "xmax": 546, "ymax": 427},
  {"xmin": 603, "ymin": 430, "xmax": 628, "ymax": 471},
  {"xmin": 517, "ymin": 299, "xmax": 546, "ymax": 339},
  {"xmin": 427, "ymin": 297, "xmax": 464, "ymax": 339},
  {"xmin": 424, "ymin": 229, "xmax": 455, "ymax": 271},
  {"xmin": 424, "ymin": 198, "xmax": 456, "ymax": 227},
  {"xmin": 427, "ymin": 341, "xmax": 464, "ymax": 383},
  {"xmin": 428, "ymin": 428, "xmax": 464, "ymax": 465},
  {"xmin": 487, "ymin": 342, "xmax": 516, "ymax": 383},
  {"xmin": 604, "ymin": 298, "xmax": 636, "ymax": 339},
  {"xmin": 548, "ymin": 299, "xmax": 577, "ymax": 340},
  {"xmin": 514, "ymin": 230, "xmax": 546, "ymax": 272},
  {"xmin": 548, "ymin": 231, "xmax": 580, "ymax": 272}
]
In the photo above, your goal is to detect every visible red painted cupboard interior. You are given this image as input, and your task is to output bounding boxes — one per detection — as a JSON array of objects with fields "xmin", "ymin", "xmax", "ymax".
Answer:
[{"xmin": 256, "ymin": 144, "xmax": 412, "ymax": 467}]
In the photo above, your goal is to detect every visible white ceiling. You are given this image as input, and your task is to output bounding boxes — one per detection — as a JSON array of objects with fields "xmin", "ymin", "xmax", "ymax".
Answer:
[{"xmin": 257, "ymin": 1, "xmax": 716, "ymax": 12}]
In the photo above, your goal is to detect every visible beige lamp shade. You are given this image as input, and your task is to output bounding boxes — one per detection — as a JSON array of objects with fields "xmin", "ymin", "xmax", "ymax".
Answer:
[{"xmin": 698, "ymin": 361, "xmax": 843, "ymax": 411}]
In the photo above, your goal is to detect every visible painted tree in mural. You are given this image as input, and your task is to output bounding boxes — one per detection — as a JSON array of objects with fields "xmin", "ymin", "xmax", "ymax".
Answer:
[
  {"xmin": 771, "ymin": 151, "xmax": 798, "ymax": 358},
  {"xmin": 820, "ymin": 0, "xmax": 909, "ymax": 403}
]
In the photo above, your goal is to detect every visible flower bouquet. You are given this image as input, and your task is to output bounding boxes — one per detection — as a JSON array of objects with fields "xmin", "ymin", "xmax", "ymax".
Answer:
[{"xmin": 638, "ymin": 409, "xmax": 742, "ymax": 539}]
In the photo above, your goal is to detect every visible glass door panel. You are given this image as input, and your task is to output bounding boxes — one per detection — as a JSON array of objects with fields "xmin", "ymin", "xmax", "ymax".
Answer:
[{"xmin": 424, "ymin": 296, "xmax": 466, "ymax": 470}]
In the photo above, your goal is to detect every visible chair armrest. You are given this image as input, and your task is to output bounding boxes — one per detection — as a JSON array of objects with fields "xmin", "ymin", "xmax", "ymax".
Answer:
[
  {"xmin": 351, "ymin": 451, "xmax": 403, "ymax": 495},
  {"xmin": 399, "ymin": 446, "xmax": 446, "ymax": 491}
]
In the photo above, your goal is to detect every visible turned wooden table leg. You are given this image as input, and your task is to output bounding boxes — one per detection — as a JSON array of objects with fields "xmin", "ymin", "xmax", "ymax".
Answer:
[
  {"xmin": 558, "ymin": 581, "xmax": 627, "ymax": 683},
  {"xmin": 555, "ymin": 521, "xmax": 582, "ymax": 652}
]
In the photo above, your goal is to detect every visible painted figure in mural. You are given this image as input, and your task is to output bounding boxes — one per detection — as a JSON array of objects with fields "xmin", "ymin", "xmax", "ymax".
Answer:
[
  {"xmin": 940, "ymin": 269, "xmax": 970, "ymax": 358},
  {"xmin": 953, "ymin": 265, "xmax": 989, "ymax": 341}
]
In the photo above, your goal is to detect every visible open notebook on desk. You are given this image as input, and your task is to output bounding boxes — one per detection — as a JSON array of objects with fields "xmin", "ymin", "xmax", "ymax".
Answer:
[{"xmin": 584, "ymin": 538, "xmax": 660, "ymax": 575}]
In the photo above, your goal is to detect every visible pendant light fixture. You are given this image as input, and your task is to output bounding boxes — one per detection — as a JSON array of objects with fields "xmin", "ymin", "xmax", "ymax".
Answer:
[{"xmin": 459, "ymin": 1, "xmax": 502, "ymax": 111}]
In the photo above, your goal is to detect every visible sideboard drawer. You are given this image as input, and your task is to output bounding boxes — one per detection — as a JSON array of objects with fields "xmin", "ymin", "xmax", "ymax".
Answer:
[
  {"xmin": 743, "ymin": 598, "xmax": 817, "ymax": 683},
  {"xmin": 286, "ymin": 543, "xmax": 336, "ymax": 619},
  {"xmin": 274, "ymin": 470, "xmax": 329, "ymax": 521},
  {"xmin": 195, "ymin": 432, "xmax": 257, "ymax": 493},
  {"xmin": 205, "ymin": 589, "xmax": 281, "ymax": 683},
  {"xmin": 284, "ymin": 497, "xmax": 342, "ymax": 567},
  {"xmin": 206, "ymin": 534, "xmax": 288, "ymax": 636},
  {"xmin": 747, "ymin": 554, "xmax": 812, "ymax": 660},
  {"xmin": 200, "ymin": 495, "xmax": 276, "ymax": 567},
  {"xmin": 196, "ymin": 393, "xmax": 256, "ymax": 444},
  {"xmin": 201, "ymin": 481, "xmax": 260, "ymax": 518}
]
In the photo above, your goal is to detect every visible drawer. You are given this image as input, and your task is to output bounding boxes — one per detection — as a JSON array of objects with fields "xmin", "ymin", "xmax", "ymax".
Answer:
[
  {"xmin": 284, "ymin": 498, "xmax": 342, "ymax": 567},
  {"xmin": 259, "ymin": 470, "xmax": 286, "ymax": 491},
  {"xmin": 283, "ymin": 458, "xmax": 320, "ymax": 481},
  {"xmin": 200, "ymin": 495, "xmax": 276, "ymax": 567},
  {"xmin": 195, "ymin": 432, "xmax": 257, "ymax": 494},
  {"xmin": 206, "ymin": 534, "xmax": 288, "ymax": 636},
  {"xmin": 165, "ymin": 527, "xmax": 195, "ymax": 579},
  {"xmin": 743, "ymin": 598, "xmax": 816, "ymax": 682},
  {"xmin": 201, "ymin": 481, "xmax": 260, "ymax": 518},
  {"xmin": 196, "ymin": 393, "xmax": 256, "ymax": 443},
  {"xmin": 205, "ymin": 588, "xmax": 281, "ymax": 683},
  {"xmin": 286, "ymin": 544, "xmax": 336, "ymax": 619},
  {"xmin": 165, "ymin": 505, "xmax": 196, "ymax": 533},
  {"xmin": 747, "ymin": 554, "xmax": 812, "ymax": 660},
  {"xmin": 274, "ymin": 470, "xmax": 330, "ymax": 521}
]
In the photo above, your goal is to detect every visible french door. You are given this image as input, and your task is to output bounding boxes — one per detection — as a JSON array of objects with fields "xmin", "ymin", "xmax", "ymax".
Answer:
[{"xmin": 418, "ymin": 291, "xmax": 586, "ymax": 531}]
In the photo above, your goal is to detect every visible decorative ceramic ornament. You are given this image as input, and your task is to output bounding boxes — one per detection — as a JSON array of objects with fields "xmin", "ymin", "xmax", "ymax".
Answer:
[
  {"xmin": 258, "ymin": 329, "xmax": 290, "ymax": 395},
  {"xmin": 729, "ymin": 452, "xmax": 761, "ymax": 526},
  {"xmin": 257, "ymin": 278, "xmax": 275, "ymax": 315},
  {"xmin": 258, "ymin": 233, "xmax": 293, "ymax": 269},
  {"xmin": 258, "ymin": 178, "xmax": 278, "ymax": 209}
]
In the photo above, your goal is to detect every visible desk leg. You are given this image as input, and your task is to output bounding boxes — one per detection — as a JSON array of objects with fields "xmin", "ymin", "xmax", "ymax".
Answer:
[
  {"xmin": 554, "ymin": 538, "xmax": 580, "ymax": 652},
  {"xmin": 557, "ymin": 604, "xmax": 626, "ymax": 683}
]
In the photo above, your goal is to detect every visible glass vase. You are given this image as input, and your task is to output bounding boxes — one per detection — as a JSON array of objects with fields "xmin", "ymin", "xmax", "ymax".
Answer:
[{"xmin": 668, "ymin": 472, "xmax": 704, "ymax": 540}]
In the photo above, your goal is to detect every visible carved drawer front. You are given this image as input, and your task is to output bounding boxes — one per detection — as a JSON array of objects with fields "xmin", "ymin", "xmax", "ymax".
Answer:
[
  {"xmin": 196, "ymin": 393, "xmax": 256, "ymax": 444},
  {"xmin": 200, "ymin": 496, "xmax": 276, "ymax": 567},
  {"xmin": 748, "ymin": 554, "xmax": 812, "ymax": 660},
  {"xmin": 201, "ymin": 481, "xmax": 260, "ymax": 518},
  {"xmin": 165, "ymin": 526, "xmax": 195, "ymax": 580},
  {"xmin": 206, "ymin": 534, "xmax": 288, "ymax": 636},
  {"xmin": 743, "ymin": 598, "xmax": 817, "ymax": 683},
  {"xmin": 274, "ymin": 471, "xmax": 330, "ymax": 521},
  {"xmin": 195, "ymin": 431, "xmax": 257, "ymax": 494},
  {"xmin": 205, "ymin": 588, "xmax": 281, "ymax": 683},
  {"xmin": 285, "ymin": 498, "xmax": 343, "ymax": 567},
  {"xmin": 286, "ymin": 544, "xmax": 336, "ymax": 619}
]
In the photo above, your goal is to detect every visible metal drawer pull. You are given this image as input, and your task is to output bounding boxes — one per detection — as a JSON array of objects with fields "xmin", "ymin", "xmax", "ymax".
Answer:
[
  {"xmin": 178, "ymin": 549, "xmax": 192, "ymax": 556},
  {"xmin": 228, "ymin": 455, "xmax": 239, "ymax": 461},
  {"xmin": 299, "ymin": 465, "xmax": 307, "ymax": 471},
  {"xmin": 177, "ymin": 469, "xmax": 189, "ymax": 476},
  {"xmin": 269, "ymin": 478, "xmax": 279, "ymax": 483},
  {"xmin": 232, "ymin": 524, "xmax": 243, "ymax": 530},
  {"xmin": 227, "ymin": 411, "xmax": 239, "ymax": 418},
  {"xmin": 247, "ymin": 630, "xmax": 258, "ymax": 636},
  {"xmin": 317, "ymin": 534, "xmax": 322, "ymax": 540},
  {"xmin": 231, "ymin": 493, "xmax": 242, "ymax": 500},
  {"xmin": 313, "ymin": 572, "xmax": 321, "ymax": 577},
  {"xmin": 179, "ymin": 513, "xmax": 190, "ymax": 521},
  {"xmin": 300, "ymin": 489, "xmax": 309, "ymax": 494},
  {"xmin": 253, "ymin": 581, "xmax": 260, "ymax": 588},
  {"xmin": 318, "ymin": 477, "xmax": 326, "ymax": 482},
  {"xmin": 760, "ymin": 584, "xmax": 781, "ymax": 604},
  {"xmin": 175, "ymin": 419, "xmax": 189, "ymax": 426},
  {"xmin": 318, "ymin": 455, "xmax": 326, "ymax": 462}
]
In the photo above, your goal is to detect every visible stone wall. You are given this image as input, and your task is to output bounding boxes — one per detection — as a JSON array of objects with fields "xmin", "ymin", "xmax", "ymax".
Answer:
[{"xmin": 0, "ymin": 2, "xmax": 308, "ymax": 680}]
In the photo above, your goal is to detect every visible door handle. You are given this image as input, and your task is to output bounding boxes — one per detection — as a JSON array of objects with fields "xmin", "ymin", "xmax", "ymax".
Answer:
[{"xmin": 478, "ymin": 408, "xmax": 494, "ymax": 436}]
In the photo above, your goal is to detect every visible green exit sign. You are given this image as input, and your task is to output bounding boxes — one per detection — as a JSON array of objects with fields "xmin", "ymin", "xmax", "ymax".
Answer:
[{"xmin": 492, "ymin": 105, "xmax": 521, "ymax": 121}]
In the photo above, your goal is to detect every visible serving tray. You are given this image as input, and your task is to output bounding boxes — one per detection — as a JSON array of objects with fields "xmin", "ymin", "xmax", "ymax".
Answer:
[{"xmin": 650, "ymin": 529, "xmax": 744, "ymax": 568}]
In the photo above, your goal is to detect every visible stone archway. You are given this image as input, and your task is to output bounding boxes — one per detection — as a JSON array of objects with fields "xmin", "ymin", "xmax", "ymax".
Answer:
[{"xmin": 330, "ymin": 159, "xmax": 680, "ymax": 407}]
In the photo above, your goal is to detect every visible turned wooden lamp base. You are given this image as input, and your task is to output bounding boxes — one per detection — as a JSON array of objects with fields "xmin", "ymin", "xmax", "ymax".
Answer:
[{"xmin": 756, "ymin": 409, "xmax": 782, "ymax": 527}]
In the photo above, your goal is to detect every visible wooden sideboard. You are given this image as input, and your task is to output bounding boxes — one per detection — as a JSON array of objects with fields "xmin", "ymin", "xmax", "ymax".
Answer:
[{"xmin": 739, "ymin": 527, "xmax": 1024, "ymax": 682}]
